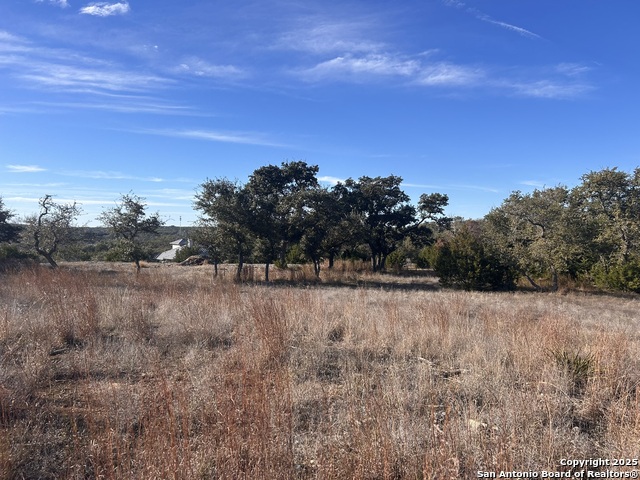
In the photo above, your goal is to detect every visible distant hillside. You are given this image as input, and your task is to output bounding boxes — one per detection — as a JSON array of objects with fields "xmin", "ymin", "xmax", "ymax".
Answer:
[{"xmin": 11, "ymin": 225, "xmax": 197, "ymax": 262}]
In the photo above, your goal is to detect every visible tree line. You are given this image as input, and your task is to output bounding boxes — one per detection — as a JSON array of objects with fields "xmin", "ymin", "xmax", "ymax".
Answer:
[
  {"xmin": 1, "ymin": 163, "xmax": 640, "ymax": 293},
  {"xmin": 193, "ymin": 161, "xmax": 449, "ymax": 281},
  {"xmin": 432, "ymin": 167, "xmax": 640, "ymax": 292}
]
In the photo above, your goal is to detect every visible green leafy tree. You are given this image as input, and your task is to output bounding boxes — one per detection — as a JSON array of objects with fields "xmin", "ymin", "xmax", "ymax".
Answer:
[
  {"xmin": 334, "ymin": 176, "xmax": 413, "ymax": 272},
  {"xmin": 98, "ymin": 193, "xmax": 164, "ymax": 273},
  {"xmin": 22, "ymin": 195, "xmax": 82, "ymax": 268},
  {"xmin": 293, "ymin": 188, "xmax": 347, "ymax": 277},
  {"xmin": 485, "ymin": 186, "xmax": 584, "ymax": 291},
  {"xmin": 195, "ymin": 178, "xmax": 254, "ymax": 282},
  {"xmin": 431, "ymin": 222, "xmax": 518, "ymax": 291},
  {"xmin": 571, "ymin": 167, "xmax": 640, "ymax": 266},
  {"xmin": 335, "ymin": 176, "xmax": 448, "ymax": 272},
  {"xmin": 568, "ymin": 167, "xmax": 640, "ymax": 291},
  {"xmin": 190, "ymin": 223, "xmax": 226, "ymax": 277},
  {"xmin": 0, "ymin": 196, "xmax": 20, "ymax": 244},
  {"xmin": 245, "ymin": 161, "xmax": 320, "ymax": 281}
]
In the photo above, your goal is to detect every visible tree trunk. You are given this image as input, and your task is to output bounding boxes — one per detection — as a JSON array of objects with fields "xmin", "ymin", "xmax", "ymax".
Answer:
[
  {"xmin": 313, "ymin": 259, "xmax": 321, "ymax": 278},
  {"xmin": 235, "ymin": 251, "xmax": 244, "ymax": 282},
  {"xmin": 134, "ymin": 259, "xmax": 141, "ymax": 275},
  {"xmin": 39, "ymin": 251, "xmax": 58, "ymax": 269},
  {"xmin": 328, "ymin": 254, "xmax": 335, "ymax": 269},
  {"xmin": 371, "ymin": 253, "xmax": 384, "ymax": 272},
  {"xmin": 265, "ymin": 262, "xmax": 270, "ymax": 282},
  {"xmin": 522, "ymin": 270, "xmax": 542, "ymax": 292},
  {"xmin": 550, "ymin": 267, "xmax": 559, "ymax": 292},
  {"xmin": 213, "ymin": 261, "xmax": 218, "ymax": 278}
]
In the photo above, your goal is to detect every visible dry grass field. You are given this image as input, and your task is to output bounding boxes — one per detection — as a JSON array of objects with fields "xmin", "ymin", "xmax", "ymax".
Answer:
[{"xmin": 1, "ymin": 262, "xmax": 640, "ymax": 479}]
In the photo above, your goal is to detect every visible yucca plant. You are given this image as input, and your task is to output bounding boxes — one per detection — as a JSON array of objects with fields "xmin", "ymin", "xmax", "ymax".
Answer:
[{"xmin": 550, "ymin": 349, "xmax": 595, "ymax": 396}]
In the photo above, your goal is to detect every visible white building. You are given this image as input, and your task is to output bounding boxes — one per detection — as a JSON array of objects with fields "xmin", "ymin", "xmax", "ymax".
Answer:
[{"xmin": 156, "ymin": 238, "xmax": 190, "ymax": 261}]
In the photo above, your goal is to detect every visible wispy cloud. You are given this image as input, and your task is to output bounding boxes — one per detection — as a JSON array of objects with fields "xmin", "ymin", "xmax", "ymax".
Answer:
[
  {"xmin": 59, "ymin": 169, "xmax": 166, "ymax": 182},
  {"xmin": 416, "ymin": 63, "xmax": 484, "ymax": 87},
  {"xmin": 556, "ymin": 63, "xmax": 592, "ymax": 77},
  {"xmin": 402, "ymin": 182, "xmax": 443, "ymax": 189},
  {"xmin": 140, "ymin": 128, "xmax": 290, "ymax": 148},
  {"xmin": 297, "ymin": 54, "xmax": 420, "ymax": 82},
  {"xmin": 174, "ymin": 57, "xmax": 248, "ymax": 80},
  {"xmin": 296, "ymin": 52, "xmax": 592, "ymax": 97},
  {"xmin": 0, "ymin": 31, "xmax": 172, "ymax": 95},
  {"xmin": 276, "ymin": 18, "xmax": 385, "ymax": 55},
  {"xmin": 520, "ymin": 180, "xmax": 547, "ymax": 188},
  {"xmin": 443, "ymin": 0, "xmax": 541, "ymax": 39},
  {"xmin": 36, "ymin": 0, "xmax": 70, "ymax": 8},
  {"xmin": 476, "ymin": 15, "xmax": 541, "ymax": 40},
  {"xmin": 19, "ymin": 64, "xmax": 171, "ymax": 93},
  {"xmin": 6, "ymin": 164, "xmax": 47, "ymax": 173},
  {"xmin": 507, "ymin": 79, "xmax": 593, "ymax": 99},
  {"xmin": 33, "ymin": 98, "xmax": 200, "ymax": 116},
  {"xmin": 79, "ymin": 2, "xmax": 130, "ymax": 17},
  {"xmin": 296, "ymin": 52, "xmax": 486, "ymax": 89}
]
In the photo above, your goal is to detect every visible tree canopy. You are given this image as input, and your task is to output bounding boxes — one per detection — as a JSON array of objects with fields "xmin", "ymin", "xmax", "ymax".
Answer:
[
  {"xmin": 98, "ymin": 193, "xmax": 164, "ymax": 272},
  {"xmin": 195, "ymin": 163, "xmax": 449, "ymax": 279},
  {"xmin": 0, "ymin": 196, "xmax": 20, "ymax": 244},
  {"xmin": 22, "ymin": 195, "xmax": 82, "ymax": 268}
]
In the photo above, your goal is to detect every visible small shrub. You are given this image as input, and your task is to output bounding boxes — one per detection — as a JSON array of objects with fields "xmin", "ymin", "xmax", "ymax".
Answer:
[
  {"xmin": 386, "ymin": 249, "xmax": 407, "ymax": 273},
  {"xmin": 550, "ymin": 349, "xmax": 595, "ymax": 396},
  {"xmin": 415, "ymin": 246, "xmax": 433, "ymax": 268},
  {"xmin": 431, "ymin": 227, "xmax": 518, "ymax": 291},
  {"xmin": 285, "ymin": 244, "xmax": 307, "ymax": 265},
  {"xmin": 591, "ymin": 258, "xmax": 640, "ymax": 293},
  {"xmin": 174, "ymin": 245, "xmax": 202, "ymax": 263}
]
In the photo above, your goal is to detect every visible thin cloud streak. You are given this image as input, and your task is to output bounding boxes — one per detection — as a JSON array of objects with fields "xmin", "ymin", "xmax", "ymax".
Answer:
[
  {"xmin": 297, "ymin": 54, "xmax": 421, "ymax": 82},
  {"xmin": 175, "ymin": 57, "xmax": 248, "ymax": 80},
  {"xmin": 0, "ymin": 31, "xmax": 172, "ymax": 95},
  {"xmin": 507, "ymin": 79, "xmax": 594, "ymax": 99},
  {"xmin": 443, "ymin": 0, "xmax": 541, "ymax": 39},
  {"xmin": 140, "ymin": 128, "xmax": 291, "ymax": 148},
  {"xmin": 477, "ymin": 15, "xmax": 541, "ymax": 40},
  {"xmin": 520, "ymin": 180, "xmax": 548, "ymax": 188},
  {"xmin": 6, "ymin": 164, "xmax": 47, "ymax": 173},
  {"xmin": 33, "ymin": 100, "xmax": 200, "ymax": 116},
  {"xmin": 36, "ymin": 0, "xmax": 70, "ymax": 7},
  {"xmin": 59, "ymin": 169, "xmax": 167, "ymax": 182},
  {"xmin": 19, "ymin": 64, "xmax": 171, "ymax": 93}
]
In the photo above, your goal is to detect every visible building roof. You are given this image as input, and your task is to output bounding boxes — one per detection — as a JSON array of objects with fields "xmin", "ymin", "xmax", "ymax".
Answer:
[
  {"xmin": 156, "ymin": 248, "xmax": 179, "ymax": 261},
  {"xmin": 157, "ymin": 238, "xmax": 188, "ymax": 261}
]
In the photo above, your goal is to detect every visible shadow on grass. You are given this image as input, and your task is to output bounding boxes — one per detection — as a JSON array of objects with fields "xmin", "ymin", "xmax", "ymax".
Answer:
[{"xmin": 248, "ymin": 276, "xmax": 441, "ymax": 292}]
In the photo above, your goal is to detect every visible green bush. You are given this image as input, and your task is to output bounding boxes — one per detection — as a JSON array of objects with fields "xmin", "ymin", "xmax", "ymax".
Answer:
[
  {"xmin": 0, "ymin": 244, "xmax": 36, "ymax": 261},
  {"xmin": 386, "ymin": 249, "xmax": 407, "ymax": 272},
  {"xmin": 591, "ymin": 258, "xmax": 640, "ymax": 293},
  {"xmin": 174, "ymin": 245, "xmax": 203, "ymax": 263},
  {"xmin": 285, "ymin": 243, "xmax": 307, "ymax": 265},
  {"xmin": 104, "ymin": 239, "xmax": 152, "ymax": 263},
  {"xmin": 431, "ymin": 227, "xmax": 518, "ymax": 291},
  {"xmin": 415, "ymin": 246, "xmax": 433, "ymax": 268}
]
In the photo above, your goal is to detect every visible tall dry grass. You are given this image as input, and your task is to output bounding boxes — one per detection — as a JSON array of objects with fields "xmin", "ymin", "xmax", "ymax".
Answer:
[{"xmin": 1, "ymin": 263, "xmax": 639, "ymax": 479}]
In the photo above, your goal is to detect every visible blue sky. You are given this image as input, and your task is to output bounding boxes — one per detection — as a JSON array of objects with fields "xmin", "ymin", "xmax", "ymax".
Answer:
[{"xmin": 1, "ymin": 0, "xmax": 639, "ymax": 226}]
